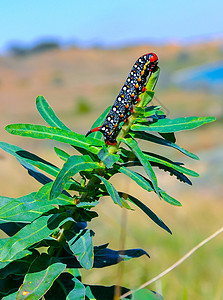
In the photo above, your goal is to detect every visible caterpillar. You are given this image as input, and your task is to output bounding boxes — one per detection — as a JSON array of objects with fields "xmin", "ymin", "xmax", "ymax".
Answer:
[{"xmin": 86, "ymin": 52, "xmax": 159, "ymax": 145}]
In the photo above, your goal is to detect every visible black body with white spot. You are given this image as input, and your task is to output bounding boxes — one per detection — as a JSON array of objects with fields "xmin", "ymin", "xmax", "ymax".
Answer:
[{"xmin": 86, "ymin": 53, "xmax": 159, "ymax": 144}]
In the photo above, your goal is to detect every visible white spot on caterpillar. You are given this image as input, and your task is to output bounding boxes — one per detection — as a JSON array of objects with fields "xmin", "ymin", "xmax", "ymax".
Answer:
[
  {"xmin": 139, "ymin": 59, "xmax": 142, "ymax": 62},
  {"xmin": 131, "ymin": 71, "xmax": 134, "ymax": 75},
  {"xmin": 123, "ymin": 86, "xmax": 127, "ymax": 91},
  {"xmin": 118, "ymin": 97, "xmax": 121, "ymax": 101},
  {"xmin": 102, "ymin": 127, "xmax": 105, "ymax": 131},
  {"xmin": 127, "ymin": 78, "xmax": 131, "ymax": 82},
  {"xmin": 134, "ymin": 64, "xmax": 137, "ymax": 67},
  {"xmin": 107, "ymin": 117, "xmax": 111, "ymax": 121},
  {"xmin": 113, "ymin": 107, "xmax": 117, "ymax": 111}
]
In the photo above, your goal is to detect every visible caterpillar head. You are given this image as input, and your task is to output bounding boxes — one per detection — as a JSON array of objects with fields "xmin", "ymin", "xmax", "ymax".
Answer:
[{"xmin": 139, "ymin": 53, "xmax": 158, "ymax": 72}]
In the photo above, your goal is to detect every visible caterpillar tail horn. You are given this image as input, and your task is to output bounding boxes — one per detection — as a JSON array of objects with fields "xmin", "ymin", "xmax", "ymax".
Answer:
[{"xmin": 85, "ymin": 126, "xmax": 102, "ymax": 137}]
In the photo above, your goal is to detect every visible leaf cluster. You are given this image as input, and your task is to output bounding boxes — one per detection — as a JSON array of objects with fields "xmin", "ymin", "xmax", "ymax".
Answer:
[{"xmin": 0, "ymin": 68, "xmax": 215, "ymax": 299}]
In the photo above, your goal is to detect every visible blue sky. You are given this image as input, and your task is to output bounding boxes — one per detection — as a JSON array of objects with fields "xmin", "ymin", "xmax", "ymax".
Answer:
[{"xmin": 1, "ymin": 0, "xmax": 223, "ymax": 52}]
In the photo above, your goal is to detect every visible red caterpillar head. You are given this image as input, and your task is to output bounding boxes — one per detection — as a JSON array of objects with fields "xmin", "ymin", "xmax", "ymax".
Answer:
[{"xmin": 149, "ymin": 53, "xmax": 158, "ymax": 63}]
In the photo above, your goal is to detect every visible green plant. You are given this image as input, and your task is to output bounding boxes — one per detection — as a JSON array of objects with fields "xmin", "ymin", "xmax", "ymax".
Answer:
[{"xmin": 0, "ymin": 67, "xmax": 215, "ymax": 300}]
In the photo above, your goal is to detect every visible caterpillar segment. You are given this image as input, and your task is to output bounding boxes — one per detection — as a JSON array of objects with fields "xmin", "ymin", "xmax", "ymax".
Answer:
[{"xmin": 86, "ymin": 53, "xmax": 158, "ymax": 145}]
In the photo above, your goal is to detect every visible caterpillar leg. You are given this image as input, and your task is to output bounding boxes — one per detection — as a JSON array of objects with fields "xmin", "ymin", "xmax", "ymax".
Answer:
[{"xmin": 105, "ymin": 140, "xmax": 117, "ymax": 146}]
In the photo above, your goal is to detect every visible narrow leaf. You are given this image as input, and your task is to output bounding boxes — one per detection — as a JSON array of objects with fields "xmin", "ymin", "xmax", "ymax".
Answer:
[
  {"xmin": 122, "ymin": 138, "xmax": 160, "ymax": 198},
  {"xmin": 141, "ymin": 67, "xmax": 160, "ymax": 94},
  {"xmin": 93, "ymin": 244, "xmax": 150, "ymax": 268},
  {"xmin": 65, "ymin": 229, "xmax": 94, "ymax": 270},
  {"xmin": 0, "ymin": 251, "xmax": 39, "ymax": 279},
  {"xmin": 17, "ymin": 158, "xmax": 53, "ymax": 185},
  {"xmin": 130, "ymin": 131, "xmax": 199, "ymax": 160},
  {"xmin": 140, "ymin": 90, "xmax": 155, "ymax": 106},
  {"xmin": 95, "ymin": 175, "xmax": 123, "ymax": 207},
  {"xmin": 0, "ymin": 192, "xmax": 54, "ymax": 224},
  {"xmin": 5, "ymin": 124, "xmax": 103, "ymax": 155},
  {"xmin": 0, "ymin": 142, "xmax": 59, "ymax": 177},
  {"xmin": 0, "ymin": 213, "xmax": 74, "ymax": 262},
  {"xmin": 122, "ymin": 193, "xmax": 171, "ymax": 234},
  {"xmin": 36, "ymin": 95, "xmax": 71, "ymax": 130},
  {"xmin": 116, "ymin": 166, "xmax": 154, "ymax": 192},
  {"xmin": 131, "ymin": 116, "xmax": 215, "ymax": 133},
  {"xmin": 50, "ymin": 155, "xmax": 102, "ymax": 199},
  {"xmin": 17, "ymin": 254, "xmax": 66, "ymax": 300},
  {"xmin": 44, "ymin": 273, "xmax": 85, "ymax": 300},
  {"xmin": 98, "ymin": 146, "xmax": 120, "ymax": 168},
  {"xmin": 143, "ymin": 151, "xmax": 199, "ymax": 177},
  {"xmin": 54, "ymin": 146, "xmax": 70, "ymax": 161},
  {"xmin": 159, "ymin": 190, "xmax": 182, "ymax": 206}
]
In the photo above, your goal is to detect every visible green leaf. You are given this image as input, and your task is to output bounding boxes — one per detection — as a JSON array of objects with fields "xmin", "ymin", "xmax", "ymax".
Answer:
[
  {"xmin": 0, "ymin": 213, "xmax": 74, "ymax": 262},
  {"xmin": 115, "ymin": 167, "xmax": 182, "ymax": 206},
  {"xmin": 0, "ymin": 142, "xmax": 59, "ymax": 177},
  {"xmin": 159, "ymin": 190, "xmax": 182, "ymax": 206},
  {"xmin": 142, "ymin": 67, "xmax": 160, "ymax": 93},
  {"xmin": 131, "ymin": 116, "xmax": 216, "ymax": 133},
  {"xmin": 143, "ymin": 151, "xmax": 199, "ymax": 177},
  {"xmin": 140, "ymin": 90, "xmax": 155, "ymax": 106},
  {"xmin": 89, "ymin": 106, "xmax": 111, "ymax": 139},
  {"xmin": 134, "ymin": 107, "xmax": 145, "ymax": 115},
  {"xmin": 122, "ymin": 138, "xmax": 160, "ymax": 198},
  {"xmin": 65, "ymin": 229, "xmax": 94, "ymax": 270},
  {"xmin": 17, "ymin": 254, "xmax": 66, "ymax": 300},
  {"xmin": 36, "ymin": 95, "xmax": 71, "ymax": 131},
  {"xmin": 130, "ymin": 131, "xmax": 199, "ymax": 160},
  {"xmin": 120, "ymin": 146, "xmax": 199, "ymax": 178},
  {"xmin": 0, "ymin": 249, "xmax": 32, "ymax": 271},
  {"xmin": 0, "ymin": 189, "xmax": 75, "ymax": 225},
  {"xmin": 5, "ymin": 124, "xmax": 104, "ymax": 155},
  {"xmin": 0, "ymin": 251, "xmax": 39, "ymax": 279},
  {"xmin": 95, "ymin": 175, "xmax": 123, "ymax": 207},
  {"xmin": 44, "ymin": 273, "xmax": 85, "ymax": 300},
  {"xmin": 2, "ymin": 291, "xmax": 18, "ymax": 300},
  {"xmin": 76, "ymin": 200, "xmax": 99, "ymax": 209},
  {"xmin": 135, "ymin": 105, "xmax": 166, "ymax": 122},
  {"xmin": 54, "ymin": 146, "xmax": 70, "ymax": 161},
  {"xmin": 116, "ymin": 166, "xmax": 154, "ymax": 192},
  {"xmin": 98, "ymin": 146, "xmax": 120, "ymax": 168},
  {"xmin": 34, "ymin": 182, "xmax": 78, "ymax": 203},
  {"xmin": 144, "ymin": 105, "xmax": 161, "ymax": 116},
  {"xmin": 0, "ymin": 193, "xmax": 54, "ymax": 224},
  {"xmin": 66, "ymin": 277, "xmax": 85, "ymax": 300},
  {"xmin": 50, "ymin": 155, "xmax": 102, "ymax": 199},
  {"xmin": 122, "ymin": 193, "xmax": 171, "ymax": 234}
]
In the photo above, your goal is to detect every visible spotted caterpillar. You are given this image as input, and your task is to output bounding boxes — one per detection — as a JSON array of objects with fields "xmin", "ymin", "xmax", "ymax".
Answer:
[{"xmin": 86, "ymin": 53, "xmax": 159, "ymax": 145}]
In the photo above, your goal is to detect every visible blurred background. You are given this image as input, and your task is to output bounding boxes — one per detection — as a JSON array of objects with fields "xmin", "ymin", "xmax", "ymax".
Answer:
[{"xmin": 0, "ymin": 1, "xmax": 222, "ymax": 299}]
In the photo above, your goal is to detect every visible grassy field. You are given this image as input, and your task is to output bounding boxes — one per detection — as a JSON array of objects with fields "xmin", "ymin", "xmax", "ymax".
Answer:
[{"xmin": 0, "ymin": 41, "xmax": 222, "ymax": 299}]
